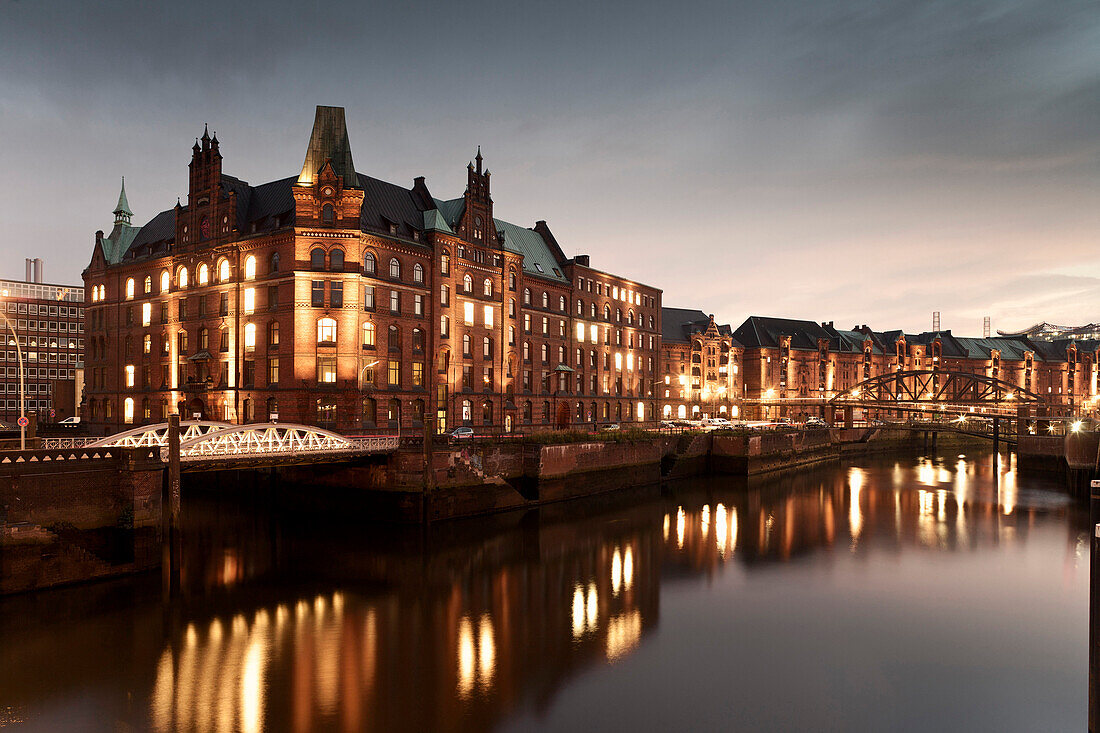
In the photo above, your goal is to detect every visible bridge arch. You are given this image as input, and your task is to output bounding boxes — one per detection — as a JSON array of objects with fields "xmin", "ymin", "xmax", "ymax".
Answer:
[
  {"xmin": 176, "ymin": 423, "xmax": 356, "ymax": 457},
  {"xmin": 89, "ymin": 421, "xmax": 234, "ymax": 448}
]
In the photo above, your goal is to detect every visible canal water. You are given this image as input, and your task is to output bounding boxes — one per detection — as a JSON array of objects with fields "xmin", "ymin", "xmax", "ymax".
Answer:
[{"xmin": 0, "ymin": 451, "xmax": 1088, "ymax": 732}]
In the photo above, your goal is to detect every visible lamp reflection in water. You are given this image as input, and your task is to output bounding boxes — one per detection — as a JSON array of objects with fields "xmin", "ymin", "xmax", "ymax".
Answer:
[
  {"xmin": 676, "ymin": 506, "xmax": 685, "ymax": 549},
  {"xmin": 848, "ymin": 468, "xmax": 864, "ymax": 545}
]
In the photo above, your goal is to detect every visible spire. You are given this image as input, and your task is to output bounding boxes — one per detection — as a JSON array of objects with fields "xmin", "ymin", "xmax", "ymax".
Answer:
[
  {"xmin": 297, "ymin": 106, "xmax": 358, "ymax": 187},
  {"xmin": 475, "ymin": 145, "xmax": 483, "ymax": 174},
  {"xmin": 201, "ymin": 123, "xmax": 210, "ymax": 142},
  {"xmin": 113, "ymin": 177, "xmax": 132, "ymax": 225}
]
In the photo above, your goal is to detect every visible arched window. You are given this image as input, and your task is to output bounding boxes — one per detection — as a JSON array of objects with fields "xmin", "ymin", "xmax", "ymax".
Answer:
[
  {"xmin": 143, "ymin": 276, "xmax": 152, "ymax": 294},
  {"xmin": 462, "ymin": 333, "xmax": 472, "ymax": 356},
  {"xmin": 363, "ymin": 251, "xmax": 376, "ymax": 275},
  {"xmin": 317, "ymin": 317, "xmax": 337, "ymax": 344},
  {"xmin": 440, "ymin": 252, "xmax": 450, "ymax": 275},
  {"xmin": 362, "ymin": 322, "xmax": 375, "ymax": 347},
  {"xmin": 628, "ymin": 310, "xmax": 634, "ymax": 325},
  {"xmin": 509, "ymin": 269, "xmax": 516, "ymax": 291},
  {"xmin": 160, "ymin": 271, "xmax": 170, "ymax": 293},
  {"xmin": 217, "ymin": 258, "xmax": 230, "ymax": 282},
  {"xmin": 197, "ymin": 263, "xmax": 209, "ymax": 285},
  {"xmin": 123, "ymin": 397, "xmax": 134, "ymax": 425},
  {"xmin": 330, "ymin": 248, "xmax": 345, "ymax": 271},
  {"xmin": 508, "ymin": 325, "xmax": 516, "ymax": 345},
  {"xmin": 463, "ymin": 274, "xmax": 473, "ymax": 293},
  {"xmin": 616, "ymin": 308, "xmax": 622, "ymax": 322},
  {"xmin": 483, "ymin": 337, "xmax": 492, "ymax": 358},
  {"xmin": 268, "ymin": 321, "xmax": 279, "ymax": 347},
  {"xmin": 125, "ymin": 278, "xmax": 135, "ymax": 300},
  {"xmin": 310, "ymin": 248, "xmax": 326, "ymax": 271},
  {"xmin": 541, "ymin": 343, "xmax": 549, "ymax": 363},
  {"xmin": 244, "ymin": 256, "xmax": 257, "ymax": 280},
  {"xmin": 461, "ymin": 399, "xmax": 472, "ymax": 423},
  {"xmin": 603, "ymin": 304, "xmax": 611, "ymax": 320},
  {"xmin": 362, "ymin": 397, "xmax": 377, "ymax": 425},
  {"xmin": 483, "ymin": 279, "xmax": 493, "ymax": 296},
  {"xmin": 412, "ymin": 328, "xmax": 424, "ymax": 352},
  {"xmin": 413, "ymin": 263, "xmax": 424, "ymax": 283},
  {"xmin": 559, "ymin": 296, "xmax": 566, "ymax": 312},
  {"xmin": 541, "ymin": 292, "xmax": 549, "ymax": 308},
  {"xmin": 523, "ymin": 401, "xmax": 532, "ymax": 421},
  {"xmin": 389, "ymin": 258, "xmax": 401, "ymax": 279},
  {"xmin": 523, "ymin": 288, "xmax": 531, "ymax": 305},
  {"xmin": 482, "ymin": 400, "xmax": 493, "ymax": 424},
  {"xmin": 558, "ymin": 345, "xmax": 565, "ymax": 363},
  {"xmin": 243, "ymin": 323, "xmax": 256, "ymax": 350},
  {"xmin": 523, "ymin": 341, "xmax": 530, "ymax": 361},
  {"xmin": 388, "ymin": 325, "xmax": 401, "ymax": 350},
  {"xmin": 322, "ymin": 203, "xmax": 334, "ymax": 225},
  {"xmin": 270, "ymin": 252, "xmax": 280, "ymax": 272}
]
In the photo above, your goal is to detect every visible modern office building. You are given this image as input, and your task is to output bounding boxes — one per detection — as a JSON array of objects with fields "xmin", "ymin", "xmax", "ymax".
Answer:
[{"xmin": 0, "ymin": 261, "xmax": 85, "ymax": 423}]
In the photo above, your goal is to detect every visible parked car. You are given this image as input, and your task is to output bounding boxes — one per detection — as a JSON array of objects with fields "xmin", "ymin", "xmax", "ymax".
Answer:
[
  {"xmin": 659, "ymin": 420, "xmax": 676, "ymax": 429},
  {"xmin": 805, "ymin": 416, "xmax": 827, "ymax": 429},
  {"xmin": 58, "ymin": 416, "xmax": 81, "ymax": 425},
  {"xmin": 448, "ymin": 427, "xmax": 474, "ymax": 440},
  {"xmin": 601, "ymin": 423, "xmax": 621, "ymax": 432}
]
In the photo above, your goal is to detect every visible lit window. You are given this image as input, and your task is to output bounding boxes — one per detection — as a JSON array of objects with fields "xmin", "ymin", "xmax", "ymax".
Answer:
[
  {"xmin": 483, "ymin": 305, "xmax": 494, "ymax": 328},
  {"xmin": 141, "ymin": 302, "xmax": 151, "ymax": 326},
  {"xmin": 218, "ymin": 259, "xmax": 230, "ymax": 282},
  {"xmin": 362, "ymin": 322, "xmax": 375, "ymax": 347},
  {"xmin": 125, "ymin": 278, "xmax": 135, "ymax": 300},
  {"xmin": 244, "ymin": 256, "xmax": 257, "ymax": 280},
  {"xmin": 484, "ymin": 279, "xmax": 493, "ymax": 296},
  {"xmin": 464, "ymin": 302, "xmax": 474, "ymax": 326},
  {"xmin": 123, "ymin": 397, "xmax": 134, "ymax": 424},
  {"xmin": 414, "ymin": 263, "xmax": 424, "ymax": 283},
  {"xmin": 125, "ymin": 364, "xmax": 135, "ymax": 387},
  {"xmin": 244, "ymin": 323, "xmax": 256, "ymax": 350},
  {"xmin": 576, "ymin": 322, "xmax": 585, "ymax": 342},
  {"xmin": 590, "ymin": 324, "xmax": 598, "ymax": 342},
  {"xmin": 198, "ymin": 264, "xmax": 209, "ymax": 285},
  {"xmin": 627, "ymin": 353, "xmax": 634, "ymax": 371},
  {"xmin": 317, "ymin": 317, "xmax": 337, "ymax": 344},
  {"xmin": 178, "ymin": 268, "xmax": 188, "ymax": 289},
  {"xmin": 143, "ymin": 276, "xmax": 151, "ymax": 294},
  {"xmin": 615, "ymin": 353, "xmax": 623, "ymax": 369},
  {"xmin": 243, "ymin": 288, "xmax": 255, "ymax": 314},
  {"xmin": 389, "ymin": 258, "xmax": 401, "ymax": 279}
]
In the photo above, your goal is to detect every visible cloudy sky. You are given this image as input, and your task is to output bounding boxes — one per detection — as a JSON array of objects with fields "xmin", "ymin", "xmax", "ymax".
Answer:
[{"xmin": 2, "ymin": 0, "xmax": 1099, "ymax": 334}]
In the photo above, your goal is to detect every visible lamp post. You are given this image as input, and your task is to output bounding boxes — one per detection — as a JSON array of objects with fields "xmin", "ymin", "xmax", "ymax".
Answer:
[{"xmin": 0, "ymin": 304, "xmax": 26, "ymax": 449}]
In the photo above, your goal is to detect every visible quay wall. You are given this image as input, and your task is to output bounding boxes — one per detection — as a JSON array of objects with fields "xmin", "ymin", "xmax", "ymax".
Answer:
[{"xmin": 0, "ymin": 446, "xmax": 163, "ymax": 594}]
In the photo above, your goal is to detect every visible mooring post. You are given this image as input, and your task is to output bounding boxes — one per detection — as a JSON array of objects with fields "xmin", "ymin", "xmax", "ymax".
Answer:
[
  {"xmin": 167, "ymin": 414, "xmax": 181, "ymax": 593},
  {"xmin": 993, "ymin": 416, "xmax": 1000, "ymax": 456}
]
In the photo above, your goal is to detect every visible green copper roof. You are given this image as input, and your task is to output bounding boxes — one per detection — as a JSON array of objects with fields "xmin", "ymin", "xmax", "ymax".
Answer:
[
  {"xmin": 422, "ymin": 208, "xmax": 454, "ymax": 233},
  {"xmin": 113, "ymin": 177, "xmax": 132, "ymax": 219},
  {"xmin": 298, "ymin": 106, "xmax": 358, "ymax": 187},
  {"xmin": 432, "ymin": 197, "xmax": 567, "ymax": 283}
]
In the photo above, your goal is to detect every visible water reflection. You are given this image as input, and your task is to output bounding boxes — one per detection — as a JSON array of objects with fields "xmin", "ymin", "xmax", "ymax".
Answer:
[{"xmin": 0, "ymin": 452, "xmax": 1087, "ymax": 732}]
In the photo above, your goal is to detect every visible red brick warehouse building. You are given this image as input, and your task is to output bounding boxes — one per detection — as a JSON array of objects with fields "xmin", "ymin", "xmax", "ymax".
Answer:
[{"xmin": 83, "ymin": 106, "xmax": 662, "ymax": 435}]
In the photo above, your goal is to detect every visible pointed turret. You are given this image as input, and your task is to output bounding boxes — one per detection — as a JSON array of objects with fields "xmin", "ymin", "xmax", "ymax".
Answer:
[
  {"xmin": 113, "ymin": 177, "xmax": 132, "ymax": 225},
  {"xmin": 475, "ymin": 145, "xmax": 483, "ymax": 174},
  {"xmin": 297, "ymin": 106, "xmax": 358, "ymax": 187}
]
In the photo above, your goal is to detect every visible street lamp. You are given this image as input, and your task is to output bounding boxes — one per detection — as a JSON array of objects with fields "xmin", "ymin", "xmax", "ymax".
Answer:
[{"xmin": 0, "ymin": 302, "xmax": 26, "ymax": 449}]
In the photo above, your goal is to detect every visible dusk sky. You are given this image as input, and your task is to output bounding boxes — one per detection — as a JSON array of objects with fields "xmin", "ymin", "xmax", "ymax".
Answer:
[{"xmin": 3, "ymin": 0, "xmax": 1099, "ymax": 334}]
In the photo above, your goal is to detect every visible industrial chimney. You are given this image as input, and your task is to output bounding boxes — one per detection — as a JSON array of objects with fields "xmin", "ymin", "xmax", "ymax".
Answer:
[{"xmin": 34, "ymin": 258, "xmax": 43, "ymax": 283}]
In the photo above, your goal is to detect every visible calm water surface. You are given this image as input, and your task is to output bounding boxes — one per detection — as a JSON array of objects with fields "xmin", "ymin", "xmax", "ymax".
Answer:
[{"xmin": 0, "ymin": 451, "xmax": 1088, "ymax": 732}]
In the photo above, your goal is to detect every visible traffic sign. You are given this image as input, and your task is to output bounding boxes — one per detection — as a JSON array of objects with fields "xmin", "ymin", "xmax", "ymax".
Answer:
[
  {"xmin": 17, "ymin": 416, "xmax": 28, "ymax": 427},
  {"xmin": 49, "ymin": 409, "xmax": 55, "ymax": 418}
]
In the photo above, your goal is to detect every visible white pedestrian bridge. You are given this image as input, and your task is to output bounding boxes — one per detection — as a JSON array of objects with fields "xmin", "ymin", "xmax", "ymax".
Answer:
[{"xmin": 42, "ymin": 421, "xmax": 399, "ymax": 465}]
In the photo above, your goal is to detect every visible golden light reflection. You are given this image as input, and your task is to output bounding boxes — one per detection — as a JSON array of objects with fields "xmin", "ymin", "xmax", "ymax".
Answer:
[
  {"xmin": 477, "ymin": 614, "xmax": 495, "ymax": 688},
  {"xmin": 605, "ymin": 610, "xmax": 642, "ymax": 662},
  {"xmin": 848, "ymin": 468, "xmax": 864, "ymax": 544},
  {"xmin": 715, "ymin": 503, "xmax": 728, "ymax": 557},
  {"xmin": 676, "ymin": 506, "xmax": 685, "ymax": 549},
  {"xmin": 730, "ymin": 507, "xmax": 738, "ymax": 554},
  {"xmin": 918, "ymin": 460, "xmax": 936, "ymax": 486},
  {"xmin": 572, "ymin": 585, "xmax": 585, "ymax": 639},
  {"xmin": 457, "ymin": 616, "xmax": 475, "ymax": 697},
  {"xmin": 937, "ymin": 489, "xmax": 947, "ymax": 523},
  {"xmin": 663, "ymin": 513, "xmax": 670, "ymax": 540},
  {"xmin": 240, "ymin": 635, "xmax": 265, "ymax": 733},
  {"xmin": 612, "ymin": 548, "xmax": 623, "ymax": 595},
  {"xmin": 586, "ymin": 582, "xmax": 598, "ymax": 630},
  {"xmin": 623, "ymin": 546, "xmax": 634, "ymax": 591},
  {"xmin": 152, "ymin": 648, "xmax": 174, "ymax": 732},
  {"xmin": 701, "ymin": 504, "xmax": 710, "ymax": 542}
]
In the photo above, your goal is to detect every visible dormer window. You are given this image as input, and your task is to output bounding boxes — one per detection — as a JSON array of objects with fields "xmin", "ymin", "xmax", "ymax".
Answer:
[
  {"xmin": 389, "ymin": 223, "xmax": 398, "ymax": 235},
  {"xmin": 534, "ymin": 263, "xmax": 544, "ymax": 273}
]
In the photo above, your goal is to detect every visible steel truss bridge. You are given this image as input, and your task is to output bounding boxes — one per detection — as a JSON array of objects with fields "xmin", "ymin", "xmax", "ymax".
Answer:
[
  {"xmin": 828, "ymin": 370, "xmax": 1049, "ymax": 418},
  {"xmin": 43, "ymin": 421, "xmax": 399, "ymax": 468}
]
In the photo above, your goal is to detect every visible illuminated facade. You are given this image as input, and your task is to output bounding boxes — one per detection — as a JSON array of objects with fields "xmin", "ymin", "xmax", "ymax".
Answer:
[
  {"xmin": 732, "ymin": 316, "xmax": 1100, "ymax": 419},
  {"xmin": 82, "ymin": 106, "xmax": 661, "ymax": 434},
  {"xmin": 659, "ymin": 309, "xmax": 741, "ymax": 420}
]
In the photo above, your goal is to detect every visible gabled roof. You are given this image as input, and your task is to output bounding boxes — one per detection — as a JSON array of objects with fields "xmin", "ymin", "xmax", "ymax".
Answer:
[
  {"xmin": 733, "ymin": 316, "xmax": 833, "ymax": 350},
  {"xmin": 433, "ymin": 197, "xmax": 568, "ymax": 284},
  {"xmin": 661, "ymin": 307, "xmax": 735, "ymax": 344}
]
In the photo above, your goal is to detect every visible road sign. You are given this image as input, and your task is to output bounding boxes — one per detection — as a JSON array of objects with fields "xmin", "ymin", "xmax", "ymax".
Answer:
[
  {"xmin": 1092, "ymin": 480, "xmax": 1100, "ymax": 489},
  {"xmin": 17, "ymin": 416, "xmax": 28, "ymax": 427},
  {"xmin": 49, "ymin": 409, "xmax": 55, "ymax": 418}
]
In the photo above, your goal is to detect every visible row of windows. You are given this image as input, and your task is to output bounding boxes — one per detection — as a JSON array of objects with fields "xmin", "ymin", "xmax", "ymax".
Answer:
[
  {"xmin": 2, "ymin": 302, "xmax": 83, "ymax": 317},
  {"xmin": 575, "ymin": 276, "xmax": 655, "ymax": 308}
]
